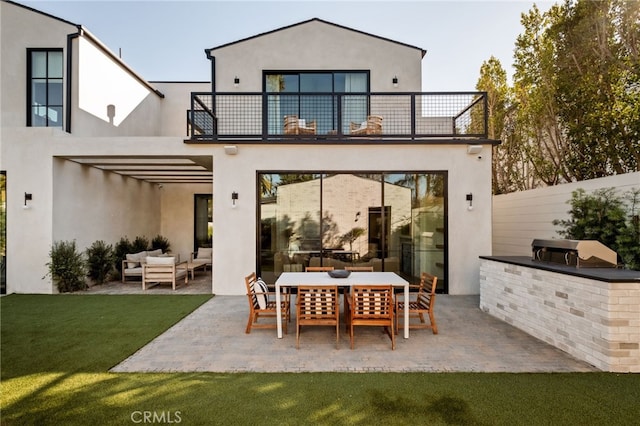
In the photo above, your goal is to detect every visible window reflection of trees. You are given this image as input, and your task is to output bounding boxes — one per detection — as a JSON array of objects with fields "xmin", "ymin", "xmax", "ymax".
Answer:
[{"xmin": 258, "ymin": 172, "xmax": 446, "ymax": 291}]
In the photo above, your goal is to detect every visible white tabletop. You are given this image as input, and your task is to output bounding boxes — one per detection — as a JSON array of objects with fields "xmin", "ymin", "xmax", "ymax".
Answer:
[
  {"xmin": 275, "ymin": 271, "xmax": 408, "ymax": 287},
  {"xmin": 274, "ymin": 271, "xmax": 410, "ymax": 339}
]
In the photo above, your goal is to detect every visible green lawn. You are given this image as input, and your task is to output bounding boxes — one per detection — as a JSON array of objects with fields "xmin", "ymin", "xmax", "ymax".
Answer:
[{"xmin": 1, "ymin": 294, "xmax": 639, "ymax": 425}]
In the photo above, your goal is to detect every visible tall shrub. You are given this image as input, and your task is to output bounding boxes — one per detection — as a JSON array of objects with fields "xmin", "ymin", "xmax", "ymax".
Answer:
[
  {"xmin": 113, "ymin": 237, "xmax": 133, "ymax": 273},
  {"xmin": 131, "ymin": 236, "xmax": 150, "ymax": 253},
  {"xmin": 86, "ymin": 240, "xmax": 114, "ymax": 285},
  {"xmin": 150, "ymin": 235, "xmax": 171, "ymax": 253},
  {"xmin": 554, "ymin": 187, "xmax": 640, "ymax": 270},
  {"xmin": 45, "ymin": 240, "xmax": 87, "ymax": 292}
]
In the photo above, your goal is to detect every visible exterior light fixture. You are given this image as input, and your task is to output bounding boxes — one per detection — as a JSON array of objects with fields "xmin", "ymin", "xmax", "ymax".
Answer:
[
  {"xmin": 392, "ymin": 76, "xmax": 398, "ymax": 87},
  {"xmin": 24, "ymin": 192, "xmax": 32, "ymax": 209},
  {"xmin": 466, "ymin": 193, "xmax": 473, "ymax": 211},
  {"xmin": 234, "ymin": 76, "xmax": 240, "ymax": 87},
  {"xmin": 224, "ymin": 145, "xmax": 238, "ymax": 155},
  {"xmin": 231, "ymin": 191, "xmax": 239, "ymax": 208},
  {"xmin": 467, "ymin": 145, "xmax": 482, "ymax": 155}
]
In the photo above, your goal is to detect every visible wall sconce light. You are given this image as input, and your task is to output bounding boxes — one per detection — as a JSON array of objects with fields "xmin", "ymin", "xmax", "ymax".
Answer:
[
  {"xmin": 224, "ymin": 145, "xmax": 238, "ymax": 155},
  {"xmin": 466, "ymin": 193, "xmax": 473, "ymax": 211},
  {"xmin": 234, "ymin": 76, "xmax": 240, "ymax": 87},
  {"xmin": 392, "ymin": 76, "xmax": 398, "ymax": 87},
  {"xmin": 231, "ymin": 191, "xmax": 239, "ymax": 208},
  {"xmin": 467, "ymin": 145, "xmax": 483, "ymax": 155},
  {"xmin": 354, "ymin": 211, "xmax": 361, "ymax": 222},
  {"xmin": 24, "ymin": 192, "xmax": 32, "ymax": 209}
]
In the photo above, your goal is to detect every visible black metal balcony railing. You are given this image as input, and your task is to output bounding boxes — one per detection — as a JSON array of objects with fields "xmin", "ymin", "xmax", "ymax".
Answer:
[{"xmin": 187, "ymin": 92, "xmax": 488, "ymax": 141}]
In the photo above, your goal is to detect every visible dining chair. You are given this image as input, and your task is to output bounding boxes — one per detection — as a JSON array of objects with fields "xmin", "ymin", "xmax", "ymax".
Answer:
[
  {"xmin": 395, "ymin": 272, "xmax": 438, "ymax": 334},
  {"xmin": 305, "ymin": 266, "xmax": 334, "ymax": 272},
  {"xmin": 346, "ymin": 285, "xmax": 395, "ymax": 350},
  {"xmin": 345, "ymin": 266, "xmax": 374, "ymax": 272},
  {"xmin": 296, "ymin": 286, "xmax": 340, "ymax": 349},
  {"xmin": 244, "ymin": 272, "xmax": 290, "ymax": 334}
]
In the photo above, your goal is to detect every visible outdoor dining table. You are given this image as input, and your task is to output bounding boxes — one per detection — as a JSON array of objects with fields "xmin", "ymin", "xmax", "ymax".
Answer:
[{"xmin": 274, "ymin": 271, "xmax": 410, "ymax": 339}]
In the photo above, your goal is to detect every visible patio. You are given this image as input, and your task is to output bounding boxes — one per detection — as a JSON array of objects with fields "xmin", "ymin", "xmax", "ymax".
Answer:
[{"xmin": 91, "ymin": 272, "xmax": 597, "ymax": 373}]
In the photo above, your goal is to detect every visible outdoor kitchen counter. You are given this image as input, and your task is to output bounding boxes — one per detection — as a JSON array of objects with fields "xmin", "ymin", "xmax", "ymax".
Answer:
[
  {"xmin": 479, "ymin": 255, "xmax": 640, "ymax": 282},
  {"xmin": 479, "ymin": 256, "xmax": 640, "ymax": 373}
]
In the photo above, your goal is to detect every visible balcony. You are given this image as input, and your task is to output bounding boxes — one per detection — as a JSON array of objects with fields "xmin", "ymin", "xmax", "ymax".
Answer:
[{"xmin": 187, "ymin": 92, "xmax": 488, "ymax": 143}]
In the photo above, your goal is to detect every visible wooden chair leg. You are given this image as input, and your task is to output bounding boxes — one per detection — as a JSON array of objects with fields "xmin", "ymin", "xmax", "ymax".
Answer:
[{"xmin": 430, "ymin": 312, "xmax": 438, "ymax": 334}]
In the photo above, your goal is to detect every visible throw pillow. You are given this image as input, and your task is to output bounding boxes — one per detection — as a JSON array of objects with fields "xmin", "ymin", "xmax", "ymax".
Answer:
[
  {"xmin": 254, "ymin": 277, "xmax": 268, "ymax": 309},
  {"xmin": 126, "ymin": 253, "xmax": 140, "ymax": 269},
  {"xmin": 197, "ymin": 247, "xmax": 212, "ymax": 259}
]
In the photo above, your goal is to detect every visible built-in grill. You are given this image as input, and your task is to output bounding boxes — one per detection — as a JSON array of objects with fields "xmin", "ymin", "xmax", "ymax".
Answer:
[{"xmin": 531, "ymin": 239, "xmax": 619, "ymax": 268}]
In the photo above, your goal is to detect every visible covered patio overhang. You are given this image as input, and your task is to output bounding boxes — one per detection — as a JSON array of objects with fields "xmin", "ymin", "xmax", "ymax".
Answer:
[{"xmin": 49, "ymin": 154, "xmax": 214, "ymax": 293}]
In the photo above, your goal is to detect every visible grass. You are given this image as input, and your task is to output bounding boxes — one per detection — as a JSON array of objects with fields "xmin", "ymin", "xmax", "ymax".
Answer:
[{"xmin": 1, "ymin": 295, "xmax": 639, "ymax": 425}]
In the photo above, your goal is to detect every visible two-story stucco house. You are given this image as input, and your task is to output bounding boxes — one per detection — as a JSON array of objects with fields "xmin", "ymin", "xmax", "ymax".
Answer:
[{"xmin": 0, "ymin": 0, "xmax": 498, "ymax": 296}]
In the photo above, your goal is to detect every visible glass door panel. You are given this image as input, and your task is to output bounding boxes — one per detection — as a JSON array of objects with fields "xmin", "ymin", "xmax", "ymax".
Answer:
[
  {"xmin": 259, "ymin": 174, "xmax": 321, "ymax": 283},
  {"xmin": 385, "ymin": 173, "xmax": 446, "ymax": 289},
  {"xmin": 321, "ymin": 174, "xmax": 382, "ymax": 267}
]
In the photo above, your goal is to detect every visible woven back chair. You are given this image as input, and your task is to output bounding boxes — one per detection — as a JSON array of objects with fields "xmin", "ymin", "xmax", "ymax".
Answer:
[
  {"xmin": 346, "ymin": 285, "xmax": 395, "ymax": 350},
  {"xmin": 345, "ymin": 266, "xmax": 374, "ymax": 272},
  {"xmin": 296, "ymin": 286, "xmax": 340, "ymax": 349},
  {"xmin": 305, "ymin": 266, "xmax": 334, "ymax": 272},
  {"xmin": 395, "ymin": 272, "xmax": 438, "ymax": 334},
  {"xmin": 244, "ymin": 272, "xmax": 290, "ymax": 334}
]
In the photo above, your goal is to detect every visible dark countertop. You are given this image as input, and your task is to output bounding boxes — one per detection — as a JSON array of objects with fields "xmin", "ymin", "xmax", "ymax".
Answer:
[{"xmin": 480, "ymin": 256, "xmax": 640, "ymax": 283}]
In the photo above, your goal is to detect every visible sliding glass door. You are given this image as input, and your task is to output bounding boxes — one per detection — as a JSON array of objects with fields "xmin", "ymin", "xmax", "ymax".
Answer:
[{"xmin": 257, "ymin": 172, "xmax": 447, "ymax": 292}]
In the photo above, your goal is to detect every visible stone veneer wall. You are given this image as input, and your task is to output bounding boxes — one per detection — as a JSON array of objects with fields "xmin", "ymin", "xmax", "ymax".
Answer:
[{"xmin": 479, "ymin": 259, "xmax": 640, "ymax": 373}]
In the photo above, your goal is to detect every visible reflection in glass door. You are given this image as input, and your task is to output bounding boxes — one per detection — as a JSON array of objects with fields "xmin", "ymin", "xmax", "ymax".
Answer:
[
  {"xmin": 194, "ymin": 194, "xmax": 212, "ymax": 251},
  {"xmin": 257, "ymin": 172, "xmax": 447, "ymax": 292}
]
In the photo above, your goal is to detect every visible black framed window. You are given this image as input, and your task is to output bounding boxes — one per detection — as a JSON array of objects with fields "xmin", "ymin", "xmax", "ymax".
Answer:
[
  {"xmin": 27, "ymin": 49, "xmax": 63, "ymax": 127},
  {"xmin": 264, "ymin": 71, "xmax": 369, "ymax": 135}
]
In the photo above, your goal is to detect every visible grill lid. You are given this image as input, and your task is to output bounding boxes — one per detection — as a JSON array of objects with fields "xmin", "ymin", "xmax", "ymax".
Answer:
[{"xmin": 531, "ymin": 239, "xmax": 618, "ymax": 268}]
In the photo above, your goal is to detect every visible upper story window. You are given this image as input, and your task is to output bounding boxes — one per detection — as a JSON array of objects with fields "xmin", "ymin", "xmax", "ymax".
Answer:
[
  {"xmin": 27, "ymin": 49, "xmax": 63, "ymax": 127},
  {"xmin": 264, "ymin": 71, "xmax": 369, "ymax": 135}
]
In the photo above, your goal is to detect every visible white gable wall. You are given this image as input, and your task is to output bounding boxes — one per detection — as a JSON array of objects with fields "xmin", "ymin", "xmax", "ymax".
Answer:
[{"xmin": 211, "ymin": 20, "xmax": 422, "ymax": 92}]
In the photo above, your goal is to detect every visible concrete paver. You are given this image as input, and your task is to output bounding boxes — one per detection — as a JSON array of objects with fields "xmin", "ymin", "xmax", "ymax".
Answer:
[{"xmin": 110, "ymin": 291, "xmax": 597, "ymax": 373}]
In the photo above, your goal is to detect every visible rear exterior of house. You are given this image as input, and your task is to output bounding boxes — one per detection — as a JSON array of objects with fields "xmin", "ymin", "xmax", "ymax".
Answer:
[{"xmin": 0, "ymin": 0, "xmax": 497, "ymax": 296}]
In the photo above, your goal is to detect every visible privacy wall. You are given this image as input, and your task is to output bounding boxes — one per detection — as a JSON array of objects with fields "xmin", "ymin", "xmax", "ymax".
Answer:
[{"xmin": 492, "ymin": 172, "xmax": 640, "ymax": 256}]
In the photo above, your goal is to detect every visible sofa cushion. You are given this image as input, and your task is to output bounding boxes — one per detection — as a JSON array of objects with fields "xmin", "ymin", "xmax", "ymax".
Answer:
[
  {"xmin": 146, "ymin": 256, "xmax": 175, "ymax": 265},
  {"xmin": 196, "ymin": 247, "xmax": 212, "ymax": 260},
  {"xmin": 147, "ymin": 249, "xmax": 163, "ymax": 257},
  {"xmin": 123, "ymin": 266, "xmax": 143, "ymax": 275},
  {"xmin": 126, "ymin": 251, "xmax": 147, "ymax": 268}
]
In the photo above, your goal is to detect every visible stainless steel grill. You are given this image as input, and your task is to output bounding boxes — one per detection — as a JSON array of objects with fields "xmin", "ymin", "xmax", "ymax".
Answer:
[{"xmin": 531, "ymin": 239, "xmax": 618, "ymax": 268}]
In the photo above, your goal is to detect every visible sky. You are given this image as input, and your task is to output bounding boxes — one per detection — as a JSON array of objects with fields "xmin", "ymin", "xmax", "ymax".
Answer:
[{"xmin": 20, "ymin": 0, "xmax": 555, "ymax": 91}]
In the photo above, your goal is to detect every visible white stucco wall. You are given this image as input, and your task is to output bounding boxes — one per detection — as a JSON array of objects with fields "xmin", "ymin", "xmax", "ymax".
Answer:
[
  {"xmin": 52, "ymin": 157, "xmax": 161, "ymax": 250},
  {"xmin": 0, "ymin": 1, "xmax": 75, "ymax": 128},
  {"xmin": 212, "ymin": 143, "xmax": 492, "ymax": 296},
  {"xmin": 210, "ymin": 19, "xmax": 423, "ymax": 92}
]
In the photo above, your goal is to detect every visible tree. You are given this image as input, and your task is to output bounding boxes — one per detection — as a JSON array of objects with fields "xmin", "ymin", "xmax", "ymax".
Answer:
[
  {"xmin": 550, "ymin": 0, "xmax": 639, "ymax": 179},
  {"xmin": 475, "ymin": 56, "xmax": 515, "ymax": 193},
  {"xmin": 479, "ymin": 0, "xmax": 639, "ymax": 193}
]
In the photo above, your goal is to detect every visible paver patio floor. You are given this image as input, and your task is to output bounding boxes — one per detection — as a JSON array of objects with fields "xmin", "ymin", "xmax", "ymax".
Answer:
[{"xmin": 108, "ymin": 286, "xmax": 597, "ymax": 373}]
